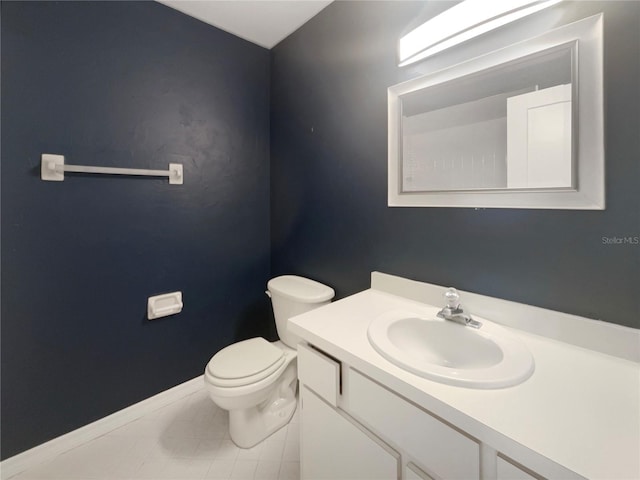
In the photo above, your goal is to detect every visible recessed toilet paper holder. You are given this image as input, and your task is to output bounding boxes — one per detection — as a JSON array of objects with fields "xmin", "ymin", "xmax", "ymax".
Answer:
[{"xmin": 148, "ymin": 291, "xmax": 183, "ymax": 320}]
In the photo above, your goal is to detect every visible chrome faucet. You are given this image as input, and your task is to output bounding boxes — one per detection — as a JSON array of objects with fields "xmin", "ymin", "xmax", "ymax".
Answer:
[{"xmin": 436, "ymin": 287, "xmax": 482, "ymax": 329}]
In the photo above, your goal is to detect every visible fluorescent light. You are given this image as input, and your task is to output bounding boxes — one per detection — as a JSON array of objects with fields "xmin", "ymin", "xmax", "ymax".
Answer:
[{"xmin": 399, "ymin": 0, "xmax": 562, "ymax": 66}]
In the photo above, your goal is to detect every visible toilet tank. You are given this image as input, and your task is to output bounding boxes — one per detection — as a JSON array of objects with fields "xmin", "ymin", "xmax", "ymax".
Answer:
[{"xmin": 267, "ymin": 275, "xmax": 335, "ymax": 348}]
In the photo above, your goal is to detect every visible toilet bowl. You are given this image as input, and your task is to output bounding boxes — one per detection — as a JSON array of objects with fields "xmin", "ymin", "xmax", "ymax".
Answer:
[{"xmin": 204, "ymin": 275, "xmax": 334, "ymax": 448}]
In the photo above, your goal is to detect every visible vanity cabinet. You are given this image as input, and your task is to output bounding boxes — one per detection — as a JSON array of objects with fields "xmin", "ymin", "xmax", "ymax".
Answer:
[
  {"xmin": 346, "ymin": 368, "xmax": 480, "ymax": 480},
  {"xmin": 298, "ymin": 344, "xmax": 399, "ymax": 479},
  {"xmin": 405, "ymin": 463, "xmax": 434, "ymax": 480},
  {"xmin": 496, "ymin": 456, "xmax": 541, "ymax": 480},
  {"xmin": 300, "ymin": 386, "xmax": 399, "ymax": 479},
  {"xmin": 298, "ymin": 342, "xmax": 554, "ymax": 480}
]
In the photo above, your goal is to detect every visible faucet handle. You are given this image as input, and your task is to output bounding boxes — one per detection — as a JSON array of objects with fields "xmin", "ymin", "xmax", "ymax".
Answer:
[{"xmin": 444, "ymin": 287, "xmax": 460, "ymax": 309}]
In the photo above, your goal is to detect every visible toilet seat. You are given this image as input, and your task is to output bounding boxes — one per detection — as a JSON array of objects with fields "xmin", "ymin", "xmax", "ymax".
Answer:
[{"xmin": 206, "ymin": 338, "xmax": 285, "ymax": 388}]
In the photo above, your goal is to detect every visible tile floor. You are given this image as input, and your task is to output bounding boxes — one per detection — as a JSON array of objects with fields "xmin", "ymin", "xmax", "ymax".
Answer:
[{"xmin": 12, "ymin": 388, "xmax": 300, "ymax": 480}]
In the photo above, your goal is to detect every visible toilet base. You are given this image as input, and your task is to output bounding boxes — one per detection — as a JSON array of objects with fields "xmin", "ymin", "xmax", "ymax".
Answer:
[
  {"xmin": 229, "ymin": 393, "xmax": 297, "ymax": 448},
  {"xmin": 229, "ymin": 346, "xmax": 298, "ymax": 448},
  {"xmin": 228, "ymin": 369, "xmax": 298, "ymax": 448},
  {"xmin": 206, "ymin": 342, "xmax": 299, "ymax": 449}
]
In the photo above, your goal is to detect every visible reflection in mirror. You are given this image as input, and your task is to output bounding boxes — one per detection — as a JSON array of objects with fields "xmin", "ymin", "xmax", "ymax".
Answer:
[
  {"xmin": 401, "ymin": 45, "xmax": 573, "ymax": 192},
  {"xmin": 388, "ymin": 13, "xmax": 604, "ymax": 209}
]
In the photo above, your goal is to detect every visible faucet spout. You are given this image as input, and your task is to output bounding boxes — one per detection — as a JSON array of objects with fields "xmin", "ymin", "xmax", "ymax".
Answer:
[{"xmin": 436, "ymin": 288, "xmax": 482, "ymax": 329}]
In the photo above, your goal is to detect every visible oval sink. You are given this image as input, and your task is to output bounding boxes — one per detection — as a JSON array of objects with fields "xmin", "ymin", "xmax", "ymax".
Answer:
[{"xmin": 368, "ymin": 310, "xmax": 534, "ymax": 388}]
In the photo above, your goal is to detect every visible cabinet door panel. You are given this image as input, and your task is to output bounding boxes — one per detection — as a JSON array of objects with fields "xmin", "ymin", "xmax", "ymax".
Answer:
[
  {"xmin": 347, "ymin": 369, "xmax": 479, "ymax": 480},
  {"xmin": 497, "ymin": 456, "xmax": 541, "ymax": 480},
  {"xmin": 406, "ymin": 463, "xmax": 435, "ymax": 480},
  {"xmin": 301, "ymin": 386, "xmax": 398, "ymax": 480},
  {"xmin": 298, "ymin": 343, "xmax": 340, "ymax": 406}
]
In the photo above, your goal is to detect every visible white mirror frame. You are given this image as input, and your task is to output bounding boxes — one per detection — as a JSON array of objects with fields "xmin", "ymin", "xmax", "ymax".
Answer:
[{"xmin": 388, "ymin": 14, "xmax": 604, "ymax": 209}]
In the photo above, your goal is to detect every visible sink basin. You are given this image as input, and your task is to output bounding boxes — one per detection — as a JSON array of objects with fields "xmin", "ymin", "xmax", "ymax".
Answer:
[{"xmin": 368, "ymin": 310, "xmax": 534, "ymax": 388}]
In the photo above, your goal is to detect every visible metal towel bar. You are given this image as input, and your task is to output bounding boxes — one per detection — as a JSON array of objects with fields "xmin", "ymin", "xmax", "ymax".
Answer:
[{"xmin": 40, "ymin": 153, "xmax": 183, "ymax": 185}]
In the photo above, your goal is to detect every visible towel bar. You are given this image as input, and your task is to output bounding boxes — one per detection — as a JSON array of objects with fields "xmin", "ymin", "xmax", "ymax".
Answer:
[{"xmin": 41, "ymin": 154, "xmax": 183, "ymax": 185}]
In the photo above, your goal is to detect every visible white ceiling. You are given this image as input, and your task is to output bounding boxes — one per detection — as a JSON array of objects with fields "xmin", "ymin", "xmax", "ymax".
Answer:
[{"xmin": 158, "ymin": 1, "xmax": 333, "ymax": 49}]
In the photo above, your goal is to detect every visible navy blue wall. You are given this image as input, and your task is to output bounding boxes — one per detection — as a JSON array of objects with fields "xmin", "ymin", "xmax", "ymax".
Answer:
[
  {"xmin": 270, "ymin": 1, "xmax": 639, "ymax": 329},
  {"xmin": 1, "ymin": 1, "xmax": 272, "ymax": 459},
  {"xmin": 2, "ymin": 0, "xmax": 639, "ymax": 463}
]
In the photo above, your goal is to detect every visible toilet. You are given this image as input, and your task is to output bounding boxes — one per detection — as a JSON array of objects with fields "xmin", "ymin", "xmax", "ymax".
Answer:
[{"xmin": 204, "ymin": 275, "xmax": 335, "ymax": 448}]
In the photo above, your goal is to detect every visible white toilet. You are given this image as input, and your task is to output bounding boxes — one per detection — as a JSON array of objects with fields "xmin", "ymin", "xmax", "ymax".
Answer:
[{"xmin": 204, "ymin": 275, "xmax": 335, "ymax": 448}]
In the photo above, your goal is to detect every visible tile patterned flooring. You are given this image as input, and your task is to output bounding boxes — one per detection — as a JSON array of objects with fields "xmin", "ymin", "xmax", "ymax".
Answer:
[{"xmin": 12, "ymin": 388, "xmax": 300, "ymax": 480}]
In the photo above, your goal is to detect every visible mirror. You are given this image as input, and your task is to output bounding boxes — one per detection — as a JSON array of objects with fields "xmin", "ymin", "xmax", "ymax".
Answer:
[
  {"xmin": 388, "ymin": 14, "xmax": 604, "ymax": 209},
  {"xmin": 402, "ymin": 46, "xmax": 572, "ymax": 192}
]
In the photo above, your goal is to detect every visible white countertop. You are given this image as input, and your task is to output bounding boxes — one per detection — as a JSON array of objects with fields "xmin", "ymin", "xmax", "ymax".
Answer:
[{"xmin": 289, "ymin": 288, "xmax": 640, "ymax": 480}]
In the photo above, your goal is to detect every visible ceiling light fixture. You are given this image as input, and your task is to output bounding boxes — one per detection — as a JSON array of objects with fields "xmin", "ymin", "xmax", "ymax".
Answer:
[{"xmin": 399, "ymin": 0, "xmax": 563, "ymax": 67}]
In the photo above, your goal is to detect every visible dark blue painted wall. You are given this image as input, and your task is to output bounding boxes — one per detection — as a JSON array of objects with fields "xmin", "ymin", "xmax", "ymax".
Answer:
[
  {"xmin": 2, "ymin": 0, "xmax": 639, "ymax": 463},
  {"xmin": 270, "ymin": 1, "xmax": 639, "ymax": 329},
  {"xmin": 1, "ymin": 1, "xmax": 272, "ymax": 459}
]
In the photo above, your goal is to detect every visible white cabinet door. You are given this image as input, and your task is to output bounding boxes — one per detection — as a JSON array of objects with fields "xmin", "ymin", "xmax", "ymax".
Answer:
[
  {"xmin": 497, "ymin": 456, "xmax": 540, "ymax": 480},
  {"xmin": 300, "ymin": 386, "xmax": 399, "ymax": 480},
  {"xmin": 347, "ymin": 369, "xmax": 480, "ymax": 480},
  {"xmin": 405, "ymin": 463, "xmax": 434, "ymax": 480},
  {"xmin": 298, "ymin": 343, "xmax": 340, "ymax": 406}
]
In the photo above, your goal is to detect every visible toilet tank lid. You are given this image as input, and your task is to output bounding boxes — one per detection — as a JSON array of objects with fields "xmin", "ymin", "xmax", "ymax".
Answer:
[{"xmin": 268, "ymin": 275, "xmax": 335, "ymax": 303}]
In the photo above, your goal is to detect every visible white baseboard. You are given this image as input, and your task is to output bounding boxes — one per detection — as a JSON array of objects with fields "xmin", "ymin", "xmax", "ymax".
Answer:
[{"xmin": 0, "ymin": 375, "xmax": 204, "ymax": 480}]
